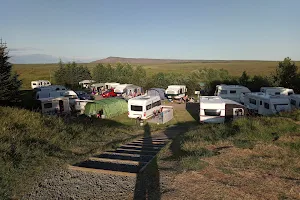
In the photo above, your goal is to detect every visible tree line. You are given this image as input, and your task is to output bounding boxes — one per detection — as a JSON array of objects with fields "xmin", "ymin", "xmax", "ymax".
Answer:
[{"xmin": 52, "ymin": 57, "xmax": 299, "ymax": 96}]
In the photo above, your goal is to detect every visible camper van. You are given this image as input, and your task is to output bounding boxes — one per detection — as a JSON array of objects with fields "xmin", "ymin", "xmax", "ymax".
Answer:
[
  {"xmin": 37, "ymin": 97, "xmax": 70, "ymax": 115},
  {"xmin": 31, "ymin": 80, "xmax": 51, "ymax": 89},
  {"xmin": 215, "ymin": 85, "xmax": 251, "ymax": 103},
  {"xmin": 128, "ymin": 95, "xmax": 161, "ymax": 119},
  {"xmin": 36, "ymin": 90, "xmax": 78, "ymax": 109},
  {"xmin": 114, "ymin": 84, "xmax": 133, "ymax": 94},
  {"xmin": 34, "ymin": 85, "xmax": 67, "ymax": 92},
  {"xmin": 260, "ymin": 87, "xmax": 294, "ymax": 96},
  {"xmin": 289, "ymin": 94, "xmax": 300, "ymax": 109},
  {"xmin": 79, "ymin": 80, "xmax": 95, "ymax": 89},
  {"xmin": 105, "ymin": 82, "xmax": 120, "ymax": 90},
  {"xmin": 75, "ymin": 100, "xmax": 94, "ymax": 114},
  {"xmin": 165, "ymin": 85, "xmax": 187, "ymax": 100},
  {"xmin": 244, "ymin": 92, "xmax": 291, "ymax": 115},
  {"xmin": 199, "ymin": 96, "xmax": 246, "ymax": 123}
]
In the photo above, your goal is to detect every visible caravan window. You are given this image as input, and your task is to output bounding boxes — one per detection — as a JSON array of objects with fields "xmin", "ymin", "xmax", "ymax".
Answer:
[
  {"xmin": 275, "ymin": 92, "xmax": 280, "ymax": 95},
  {"xmin": 260, "ymin": 101, "xmax": 262, "ymax": 105},
  {"xmin": 264, "ymin": 102, "xmax": 269, "ymax": 109},
  {"xmin": 288, "ymin": 92, "xmax": 294, "ymax": 95},
  {"xmin": 152, "ymin": 101, "xmax": 161, "ymax": 107},
  {"xmin": 249, "ymin": 98, "xmax": 256, "ymax": 105},
  {"xmin": 291, "ymin": 99, "xmax": 296, "ymax": 106},
  {"xmin": 220, "ymin": 90, "xmax": 227, "ymax": 94},
  {"xmin": 131, "ymin": 105, "xmax": 143, "ymax": 111},
  {"xmin": 44, "ymin": 103, "xmax": 52, "ymax": 109},
  {"xmin": 146, "ymin": 104, "xmax": 152, "ymax": 110},
  {"xmin": 33, "ymin": 83, "xmax": 36, "ymax": 85},
  {"xmin": 204, "ymin": 109, "xmax": 221, "ymax": 116},
  {"xmin": 230, "ymin": 90, "xmax": 236, "ymax": 94}
]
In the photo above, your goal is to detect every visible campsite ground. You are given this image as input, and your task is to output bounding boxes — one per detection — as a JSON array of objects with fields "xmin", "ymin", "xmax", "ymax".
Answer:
[{"xmin": 12, "ymin": 60, "xmax": 300, "ymax": 89}]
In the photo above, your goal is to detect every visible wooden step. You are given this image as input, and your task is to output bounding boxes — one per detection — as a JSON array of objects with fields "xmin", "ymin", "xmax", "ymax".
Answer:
[{"xmin": 89, "ymin": 157, "xmax": 147, "ymax": 165}]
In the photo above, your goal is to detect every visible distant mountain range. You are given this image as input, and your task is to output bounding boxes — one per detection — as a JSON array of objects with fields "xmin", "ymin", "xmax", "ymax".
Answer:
[
  {"xmin": 9, "ymin": 54, "xmax": 85, "ymax": 64},
  {"xmin": 91, "ymin": 56, "xmax": 242, "ymax": 64}
]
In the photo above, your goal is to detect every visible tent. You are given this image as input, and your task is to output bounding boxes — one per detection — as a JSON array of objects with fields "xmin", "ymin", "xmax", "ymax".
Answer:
[
  {"xmin": 84, "ymin": 98, "xmax": 128, "ymax": 118},
  {"xmin": 147, "ymin": 88, "xmax": 166, "ymax": 100}
]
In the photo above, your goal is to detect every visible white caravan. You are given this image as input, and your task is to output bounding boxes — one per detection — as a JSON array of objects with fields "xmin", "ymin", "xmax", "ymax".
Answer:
[
  {"xmin": 165, "ymin": 85, "xmax": 187, "ymax": 100},
  {"xmin": 114, "ymin": 84, "xmax": 133, "ymax": 94},
  {"xmin": 105, "ymin": 82, "xmax": 120, "ymax": 90},
  {"xmin": 75, "ymin": 100, "xmax": 94, "ymax": 114},
  {"xmin": 199, "ymin": 96, "xmax": 246, "ymax": 123},
  {"xmin": 79, "ymin": 80, "xmax": 95, "ymax": 89},
  {"xmin": 128, "ymin": 95, "xmax": 161, "ymax": 120},
  {"xmin": 244, "ymin": 92, "xmax": 291, "ymax": 115},
  {"xmin": 31, "ymin": 80, "xmax": 51, "ymax": 89},
  {"xmin": 34, "ymin": 85, "xmax": 67, "ymax": 92},
  {"xmin": 37, "ymin": 97, "xmax": 70, "ymax": 115},
  {"xmin": 215, "ymin": 85, "xmax": 251, "ymax": 103},
  {"xmin": 289, "ymin": 94, "xmax": 300, "ymax": 109},
  {"xmin": 260, "ymin": 87, "xmax": 294, "ymax": 96}
]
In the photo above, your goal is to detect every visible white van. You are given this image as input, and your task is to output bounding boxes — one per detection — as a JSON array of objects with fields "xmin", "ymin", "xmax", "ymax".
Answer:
[
  {"xmin": 31, "ymin": 80, "xmax": 51, "ymax": 89},
  {"xmin": 165, "ymin": 85, "xmax": 187, "ymax": 100},
  {"xmin": 199, "ymin": 96, "xmax": 246, "ymax": 123},
  {"xmin": 114, "ymin": 84, "xmax": 133, "ymax": 94},
  {"xmin": 244, "ymin": 92, "xmax": 291, "ymax": 115},
  {"xmin": 214, "ymin": 84, "xmax": 251, "ymax": 103},
  {"xmin": 34, "ymin": 85, "xmax": 67, "ymax": 92},
  {"xmin": 260, "ymin": 87, "xmax": 294, "ymax": 96},
  {"xmin": 128, "ymin": 95, "xmax": 161, "ymax": 119},
  {"xmin": 289, "ymin": 94, "xmax": 300, "ymax": 109},
  {"xmin": 105, "ymin": 82, "xmax": 120, "ymax": 90}
]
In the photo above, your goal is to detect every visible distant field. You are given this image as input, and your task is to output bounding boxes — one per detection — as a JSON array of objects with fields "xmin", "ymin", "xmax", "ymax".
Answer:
[{"xmin": 13, "ymin": 61, "xmax": 300, "ymax": 89}]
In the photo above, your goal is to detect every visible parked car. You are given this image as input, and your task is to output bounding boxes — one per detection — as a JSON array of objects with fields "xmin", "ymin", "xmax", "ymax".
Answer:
[
  {"xmin": 102, "ymin": 89, "xmax": 117, "ymax": 98},
  {"xmin": 75, "ymin": 91, "xmax": 93, "ymax": 100}
]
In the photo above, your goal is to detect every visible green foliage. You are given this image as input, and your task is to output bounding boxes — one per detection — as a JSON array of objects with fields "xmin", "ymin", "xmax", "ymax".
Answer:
[
  {"xmin": 273, "ymin": 57, "xmax": 298, "ymax": 88},
  {"xmin": 238, "ymin": 71, "xmax": 250, "ymax": 86},
  {"xmin": 54, "ymin": 61, "xmax": 91, "ymax": 88},
  {"xmin": 0, "ymin": 44, "xmax": 21, "ymax": 101}
]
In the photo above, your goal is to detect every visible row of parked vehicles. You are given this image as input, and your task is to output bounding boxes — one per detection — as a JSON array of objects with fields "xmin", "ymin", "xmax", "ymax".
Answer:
[{"xmin": 200, "ymin": 84, "xmax": 299, "ymax": 123}]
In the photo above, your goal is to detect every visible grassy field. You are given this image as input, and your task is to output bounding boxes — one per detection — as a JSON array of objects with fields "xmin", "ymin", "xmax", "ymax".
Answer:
[
  {"xmin": 13, "ymin": 60, "xmax": 300, "ymax": 89},
  {"xmin": 158, "ymin": 112, "xmax": 300, "ymax": 199}
]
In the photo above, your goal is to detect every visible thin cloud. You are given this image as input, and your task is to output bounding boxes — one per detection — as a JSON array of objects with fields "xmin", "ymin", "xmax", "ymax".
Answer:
[{"xmin": 9, "ymin": 47, "xmax": 43, "ymax": 52}]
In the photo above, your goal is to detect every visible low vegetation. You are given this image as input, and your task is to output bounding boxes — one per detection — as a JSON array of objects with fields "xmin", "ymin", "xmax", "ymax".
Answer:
[
  {"xmin": 0, "ymin": 106, "xmax": 145, "ymax": 199},
  {"xmin": 167, "ymin": 114, "xmax": 300, "ymax": 198}
]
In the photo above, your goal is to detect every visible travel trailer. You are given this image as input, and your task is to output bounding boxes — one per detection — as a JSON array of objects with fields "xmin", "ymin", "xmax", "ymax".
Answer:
[
  {"xmin": 34, "ymin": 85, "xmax": 67, "ymax": 92},
  {"xmin": 289, "ymin": 94, "xmax": 300, "ymax": 109},
  {"xmin": 244, "ymin": 92, "xmax": 291, "ymax": 115},
  {"xmin": 215, "ymin": 85, "xmax": 251, "ymax": 103},
  {"xmin": 79, "ymin": 80, "xmax": 95, "ymax": 89},
  {"xmin": 260, "ymin": 87, "xmax": 294, "ymax": 96},
  {"xmin": 125, "ymin": 85, "xmax": 143, "ymax": 98},
  {"xmin": 31, "ymin": 80, "xmax": 51, "ymax": 89},
  {"xmin": 75, "ymin": 100, "xmax": 94, "ymax": 114},
  {"xmin": 36, "ymin": 97, "xmax": 71, "ymax": 115},
  {"xmin": 128, "ymin": 95, "xmax": 161, "ymax": 120},
  {"xmin": 199, "ymin": 96, "xmax": 246, "ymax": 123},
  {"xmin": 114, "ymin": 84, "xmax": 133, "ymax": 94},
  {"xmin": 91, "ymin": 83, "xmax": 105, "ymax": 93},
  {"xmin": 105, "ymin": 82, "xmax": 120, "ymax": 90},
  {"xmin": 165, "ymin": 85, "xmax": 187, "ymax": 100}
]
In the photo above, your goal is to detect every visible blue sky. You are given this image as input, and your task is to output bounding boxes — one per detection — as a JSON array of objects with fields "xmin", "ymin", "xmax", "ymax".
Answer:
[{"xmin": 0, "ymin": 0, "xmax": 299, "ymax": 61}]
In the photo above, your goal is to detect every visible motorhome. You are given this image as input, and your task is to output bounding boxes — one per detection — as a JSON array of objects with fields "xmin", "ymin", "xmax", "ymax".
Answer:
[
  {"xmin": 105, "ymin": 82, "xmax": 120, "ymax": 90},
  {"xmin": 34, "ymin": 85, "xmax": 67, "ymax": 92},
  {"xmin": 79, "ymin": 80, "xmax": 95, "ymax": 89},
  {"xmin": 214, "ymin": 84, "xmax": 251, "ymax": 103},
  {"xmin": 165, "ymin": 85, "xmax": 187, "ymax": 100},
  {"xmin": 260, "ymin": 87, "xmax": 294, "ymax": 96},
  {"xmin": 75, "ymin": 100, "xmax": 94, "ymax": 114},
  {"xmin": 244, "ymin": 92, "xmax": 291, "ymax": 115},
  {"xmin": 31, "ymin": 80, "xmax": 51, "ymax": 89},
  {"xmin": 289, "ymin": 94, "xmax": 300, "ymax": 109},
  {"xmin": 36, "ymin": 97, "xmax": 71, "ymax": 115},
  {"xmin": 128, "ymin": 95, "xmax": 161, "ymax": 120},
  {"xmin": 36, "ymin": 90, "xmax": 78, "ymax": 108},
  {"xmin": 199, "ymin": 96, "xmax": 246, "ymax": 123},
  {"xmin": 114, "ymin": 84, "xmax": 133, "ymax": 95}
]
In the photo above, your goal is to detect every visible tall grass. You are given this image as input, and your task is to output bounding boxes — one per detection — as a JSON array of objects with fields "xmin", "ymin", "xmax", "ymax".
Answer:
[{"xmin": 0, "ymin": 106, "xmax": 143, "ymax": 199}]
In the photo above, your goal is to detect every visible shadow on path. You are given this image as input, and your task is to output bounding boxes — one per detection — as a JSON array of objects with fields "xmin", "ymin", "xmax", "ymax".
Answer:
[{"xmin": 133, "ymin": 124, "xmax": 161, "ymax": 200}]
